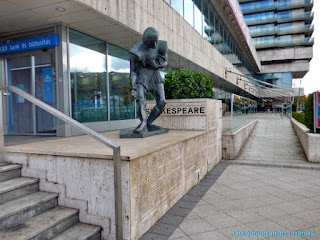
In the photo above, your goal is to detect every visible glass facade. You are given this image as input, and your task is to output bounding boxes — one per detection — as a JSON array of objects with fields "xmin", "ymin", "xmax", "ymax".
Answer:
[
  {"xmin": 108, "ymin": 44, "xmax": 135, "ymax": 121},
  {"xmin": 70, "ymin": 29, "xmax": 107, "ymax": 123},
  {"xmin": 69, "ymin": 29, "xmax": 135, "ymax": 123},
  {"xmin": 166, "ymin": 0, "xmax": 254, "ymax": 75},
  {"xmin": 252, "ymin": 72, "xmax": 293, "ymax": 88}
]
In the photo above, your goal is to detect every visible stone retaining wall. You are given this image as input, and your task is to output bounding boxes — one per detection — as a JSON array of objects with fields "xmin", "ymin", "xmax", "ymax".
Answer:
[
  {"xmin": 291, "ymin": 118, "xmax": 320, "ymax": 162},
  {"xmin": 222, "ymin": 120, "xmax": 258, "ymax": 159}
]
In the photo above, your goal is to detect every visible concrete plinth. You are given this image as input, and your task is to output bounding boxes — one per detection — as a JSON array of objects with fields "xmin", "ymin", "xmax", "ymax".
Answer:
[
  {"xmin": 4, "ymin": 99, "xmax": 223, "ymax": 240},
  {"xmin": 4, "ymin": 130, "xmax": 221, "ymax": 240}
]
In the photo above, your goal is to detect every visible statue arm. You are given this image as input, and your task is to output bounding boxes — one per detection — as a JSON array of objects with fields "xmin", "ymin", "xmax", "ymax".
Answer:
[{"xmin": 129, "ymin": 54, "xmax": 139, "ymax": 90}]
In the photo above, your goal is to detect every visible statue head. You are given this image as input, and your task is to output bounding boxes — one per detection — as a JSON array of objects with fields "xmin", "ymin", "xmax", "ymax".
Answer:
[{"xmin": 142, "ymin": 27, "xmax": 159, "ymax": 49}]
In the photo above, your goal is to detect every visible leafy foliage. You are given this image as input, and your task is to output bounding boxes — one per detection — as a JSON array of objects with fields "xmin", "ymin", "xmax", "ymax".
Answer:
[
  {"xmin": 292, "ymin": 112, "xmax": 305, "ymax": 125},
  {"xmin": 304, "ymin": 93, "xmax": 314, "ymax": 131},
  {"xmin": 164, "ymin": 70, "xmax": 214, "ymax": 99}
]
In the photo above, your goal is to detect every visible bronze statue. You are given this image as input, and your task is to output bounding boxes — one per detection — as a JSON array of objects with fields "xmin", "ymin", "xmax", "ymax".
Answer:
[{"xmin": 129, "ymin": 27, "xmax": 167, "ymax": 134}]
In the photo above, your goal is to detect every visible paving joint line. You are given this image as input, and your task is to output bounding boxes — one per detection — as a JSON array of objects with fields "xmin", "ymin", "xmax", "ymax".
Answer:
[
  {"xmin": 139, "ymin": 161, "xmax": 229, "ymax": 240},
  {"xmin": 227, "ymin": 161, "xmax": 320, "ymax": 171}
]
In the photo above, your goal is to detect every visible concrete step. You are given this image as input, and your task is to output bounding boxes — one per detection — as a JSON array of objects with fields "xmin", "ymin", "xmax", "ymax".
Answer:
[
  {"xmin": 0, "ymin": 206, "xmax": 79, "ymax": 240},
  {"xmin": 0, "ymin": 191, "xmax": 58, "ymax": 230},
  {"xmin": 52, "ymin": 223, "xmax": 101, "ymax": 240},
  {"xmin": 0, "ymin": 164, "xmax": 21, "ymax": 183},
  {"xmin": 0, "ymin": 177, "xmax": 39, "ymax": 205}
]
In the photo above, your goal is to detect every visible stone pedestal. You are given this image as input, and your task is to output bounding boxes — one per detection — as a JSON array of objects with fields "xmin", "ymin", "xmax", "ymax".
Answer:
[{"xmin": 4, "ymin": 99, "xmax": 223, "ymax": 240}]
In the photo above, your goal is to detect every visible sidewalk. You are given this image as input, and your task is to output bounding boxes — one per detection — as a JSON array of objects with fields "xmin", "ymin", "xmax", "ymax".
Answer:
[{"xmin": 141, "ymin": 114, "xmax": 320, "ymax": 240}]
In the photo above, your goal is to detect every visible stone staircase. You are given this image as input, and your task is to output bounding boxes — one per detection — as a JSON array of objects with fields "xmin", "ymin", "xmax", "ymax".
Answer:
[{"xmin": 0, "ymin": 162, "xmax": 101, "ymax": 240}]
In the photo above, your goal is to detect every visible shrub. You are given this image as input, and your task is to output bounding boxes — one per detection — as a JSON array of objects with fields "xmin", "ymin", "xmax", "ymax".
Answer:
[
  {"xmin": 292, "ymin": 103, "xmax": 297, "ymax": 112},
  {"xmin": 292, "ymin": 112, "xmax": 305, "ymax": 125},
  {"xmin": 304, "ymin": 93, "xmax": 314, "ymax": 131},
  {"xmin": 164, "ymin": 69, "xmax": 215, "ymax": 99}
]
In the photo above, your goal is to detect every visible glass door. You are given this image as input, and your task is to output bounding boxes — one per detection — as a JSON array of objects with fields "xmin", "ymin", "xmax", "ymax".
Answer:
[
  {"xmin": 7, "ymin": 53, "xmax": 56, "ymax": 135},
  {"xmin": 7, "ymin": 56, "xmax": 33, "ymax": 134},
  {"xmin": 35, "ymin": 53, "xmax": 56, "ymax": 134}
]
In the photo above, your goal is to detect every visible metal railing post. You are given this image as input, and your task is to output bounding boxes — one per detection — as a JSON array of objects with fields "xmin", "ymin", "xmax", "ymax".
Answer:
[
  {"xmin": 113, "ymin": 146, "xmax": 123, "ymax": 240},
  {"xmin": 0, "ymin": 90, "xmax": 4, "ymax": 163}
]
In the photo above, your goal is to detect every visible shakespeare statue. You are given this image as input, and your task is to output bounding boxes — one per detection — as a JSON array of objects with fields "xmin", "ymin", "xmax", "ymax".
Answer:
[{"xmin": 129, "ymin": 27, "xmax": 167, "ymax": 134}]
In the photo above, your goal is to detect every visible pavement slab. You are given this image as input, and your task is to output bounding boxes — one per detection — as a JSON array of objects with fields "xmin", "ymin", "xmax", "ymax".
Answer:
[{"xmin": 141, "ymin": 114, "xmax": 320, "ymax": 239}]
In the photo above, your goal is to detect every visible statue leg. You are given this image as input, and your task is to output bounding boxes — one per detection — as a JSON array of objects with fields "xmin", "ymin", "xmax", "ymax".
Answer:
[
  {"xmin": 134, "ymin": 85, "xmax": 148, "ymax": 134},
  {"xmin": 147, "ymin": 83, "xmax": 166, "ymax": 131}
]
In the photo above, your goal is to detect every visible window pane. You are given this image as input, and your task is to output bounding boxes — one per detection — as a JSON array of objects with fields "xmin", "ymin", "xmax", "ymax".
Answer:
[
  {"xmin": 202, "ymin": 0, "xmax": 210, "ymax": 38},
  {"xmin": 171, "ymin": 0, "xmax": 183, "ymax": 16},
  {"xmin": 184, "ymin": 0, "xmax": 194, "ymax": 26},
  {"xmin": 69, "ymin": 29, "xmax": 107, "ymax": 123},
  {"xmin": 108, "ymin": 43, "xmax": 134, "ymax": 121},
  {"xmin": 194, "ymin": 0, "xmax": 202, "ymax": 34}
]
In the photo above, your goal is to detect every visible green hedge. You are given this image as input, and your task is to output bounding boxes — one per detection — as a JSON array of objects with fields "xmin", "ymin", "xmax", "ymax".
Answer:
[
  {"xmin": 304, "ymin": 93, "xmax": 314, "ymax": 131},
  {"xmin": 292, "ymin": 112, "xmax": 305, "ymax": 125},
  {"xmin": 164, "ymin": 69, "xmax": 214, "ymax": 99}
]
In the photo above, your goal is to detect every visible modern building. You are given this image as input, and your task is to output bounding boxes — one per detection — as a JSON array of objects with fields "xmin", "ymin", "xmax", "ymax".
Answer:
[
  {"xmin": 239, "ymin": 0, "xmax": 314, "ymax": 89},
  {"xmin": 0, "ymin": 1, "xmax": 315, "ymax": 239},
  {"xmin": 0, "ymin": 0, "xmax": 313, "ymax": 134}
]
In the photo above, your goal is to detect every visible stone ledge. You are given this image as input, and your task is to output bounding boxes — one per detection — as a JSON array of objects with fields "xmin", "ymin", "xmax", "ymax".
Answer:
[
  {"xmin": 222, "ymin": 120, "xmax": 258, "ymax": 160},
  {"xmin": 291, "ymin": 119, "xmax": 320, "ymax": 162}
]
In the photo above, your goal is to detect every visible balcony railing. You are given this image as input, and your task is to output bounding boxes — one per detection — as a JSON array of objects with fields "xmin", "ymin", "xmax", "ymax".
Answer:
[
  {"xmin": 250, "ymin": 24, "xmax": 314, "ymax": 37},
  {"xmin": 241, "ymin": 0, "xmax": 313, "ymax": 14},
  {"xmin": 277, "ymin": 0, "xmax": 313, "ymax": 10},
  {"xmin": 277, "ymin": 11, "xmax": 314, "ymax": 23},
  {"xmin": 245, "ymin": 11, "xmax": 313, "ymax": 26},
  {"xmin": 250, "ymin": 28, "xmax": 276, "ymax": 37},
  {"xmin": 241, "ymin": 3, "xmax": 276, "ymax": 14},
  {"xmin": 277, "ymin": 24, "xmax": 314, "ymax": 36},
  {"xmin": 254, "ymin": 37, "xmax": 314, "ymax": 49}
]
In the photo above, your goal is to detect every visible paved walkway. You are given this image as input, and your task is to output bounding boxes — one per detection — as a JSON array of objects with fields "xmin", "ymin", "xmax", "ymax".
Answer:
[{"xmin": 142, "ymin": 114, "xmax": 320, "ymax": 240}]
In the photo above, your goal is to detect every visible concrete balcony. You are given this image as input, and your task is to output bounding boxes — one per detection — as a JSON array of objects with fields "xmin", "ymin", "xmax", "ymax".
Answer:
[
  {"xmin": 241, "ymin": 0, "xmax": 313, "ymax": 14},
  {"xmin": 277, "ymin": 11, "xmax": 314, "ymax": 24},
  {"xmin": 250, "ymin": 28, "xmax": 276, "ymax": 37},
  {"xmin": 258, "ymin": 46, "xmax": 313, "ymax": 62},
  {"xmin": 245, "ymin": 16, "xmax": 276, "ymax": 26},
  {"xmin": 277, "ymin": 0, "xmax": 313, "ymax": 11},
  {"xmin": 251, "ymin": 24, "xmax": 314, "ymax": 38},
  {"xmin": 277, "ymin": 24, "xmax": 314, "ymax": 36},
  {"xmin": 241, "ymin": 3, "xmax": 276, "ymax": 14},
  {"xmin": 245, "ymin": 11, "xmax": 313, "ymax": 26},
  {"xmin": 254, "ymin": 37, "xmax": 314, "ymax": 49}
]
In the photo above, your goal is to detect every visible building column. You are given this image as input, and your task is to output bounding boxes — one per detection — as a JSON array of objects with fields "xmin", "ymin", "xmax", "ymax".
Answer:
[{"xmin": 55, "ymin": 25, "xmax": 72, "ymax": 137}]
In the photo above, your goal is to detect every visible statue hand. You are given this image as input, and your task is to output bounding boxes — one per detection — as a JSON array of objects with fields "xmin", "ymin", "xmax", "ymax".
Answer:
[{"xmin": 131, "ymin": 89, "xmax": 138, "ymax": 99}]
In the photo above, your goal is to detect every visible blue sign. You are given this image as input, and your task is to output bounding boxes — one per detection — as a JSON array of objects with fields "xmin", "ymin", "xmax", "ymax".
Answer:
[
  {"xmin": 0, "ymin": 35, "xmax": 59, "ymax": 55},
  {"xmin": 42, "ymin": 67, "xmax": 55, "ymax": 103}
]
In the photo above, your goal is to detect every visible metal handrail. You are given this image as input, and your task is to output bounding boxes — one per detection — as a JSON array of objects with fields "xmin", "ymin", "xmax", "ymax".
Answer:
[{"xmin": 0, "ymin": 86, "xmax": 123, "ymax": 240}]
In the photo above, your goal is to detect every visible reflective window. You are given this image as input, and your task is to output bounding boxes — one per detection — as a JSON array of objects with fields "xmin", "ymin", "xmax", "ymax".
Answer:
[
  {"xmin": 278, "ymin": 35, "xmax": 292, "ymax": 44},
  {"xmin": 277, "ymin": 10, "xmax": 291, "ymax": 19},
  {"xmin": 171, "ymin": 0, "xmax": 183, "ymax": 16},
  {"xmin": 277, "ymin": 0, "xmax": 291, "ymax": 7},
  {"xmin": 184, "ymin": 0, "xmax": 194, "ymax": 26},
  {"xmin": 202, "ymin": 0, "xmax": 210, "ymax": 38},
  {"xmin": 194, "ymin": 0, "xmax": 203, "ymax": 34},
  {"xmin": 244, "ymin": 11, "xmax": 274, "ymax": 22},
  {"xmin": 108, "ymin": 44, "xmax": 135, "ymax": 121},
  {"xmin": 167, "ymin": 0, "xmax": 255, "ymax": 75},
  {"xmin": 278, "ymin": 22, "xmax": 291, "ymax": 31},
  {"xmin": 241, "ymin": 0, "xmax": 274, "ymax": 11},
  {"xmin": 249, "ymin": 23, "xmax": 274, "ymax": 33},
  {"xmin": 69, "ymin": 29, "xmax": 107, "ymax": 123}
]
